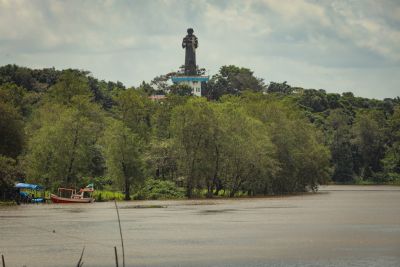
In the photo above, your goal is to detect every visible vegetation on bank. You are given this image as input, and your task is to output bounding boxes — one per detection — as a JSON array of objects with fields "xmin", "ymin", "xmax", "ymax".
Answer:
[{"xmin": 0, "ymin": 64, "xmax": 399, "ymax": 201}]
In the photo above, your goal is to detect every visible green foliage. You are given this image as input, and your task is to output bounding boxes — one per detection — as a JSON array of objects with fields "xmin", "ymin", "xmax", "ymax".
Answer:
[
  {"xmin": 205, "ymin": 65, "xmax": 266, "ymax": 100},
  {"xmin": 0, "ymin": 156, "xmax": 21, "ymax": 195},
  {"xmin": 48, "ymin": 70, "xmax": 92, "ymax": 104},
  {"xmin": 0, "ymin": 100, "xmax": 24, "ymax": 158},
  {"xmin": 24, "ymin": 98, "xmax": 104, "ymax": 188},
  {"xmin": 1, "ymin": 64, "xmax": 399, "ymax": 200},
  {"xmin": 327, "ymin": 109, "xmax": 354, "ymax": 182},
  {"xmin": 298, "ymin": 89, "xmax": 329, "ymax": 112},
  {"xmin": 101, "ymin": 119, "xmax": 144, "ymax": 200},
  {"xmin": 267, "ymin": 81, "xmax": 293, "ymax": 95},
  {"xmin": 215, "ymin": 99, "xmax": 278, "ymax": 196},
  {"xmin": 352, "ymin": 111, "xmax": 386, "ymax": 179},
  {"xmin": 171, "ymin": 98, "xmax": 218, "ymax": 197},
  {"xmin": 93, "ymin": 190, "xmax": 124, "ymax": 201},
  {"xmin": 113, "ymin": 88, "xmax": 153, "ymax": 141},
  {"xmin": 169, "ymin": 84, "xmax": 193, "ymax": 96},
  {"xmin": 382, "ymin": 107, "xmax": 400, "ymax": 181},
  {"xmin": 242, "ymin": 93, "xmax": 331, "ymax": 193},
  {"xmin": 134, "ymin": 178, "xmax": 185, "ymax": 200}
]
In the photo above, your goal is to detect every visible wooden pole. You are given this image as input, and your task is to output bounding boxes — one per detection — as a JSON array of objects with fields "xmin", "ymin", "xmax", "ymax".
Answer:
[
  {"xmin": 114, "ymin": 200, "xmax": 125, "ymax": 267},
  {"xmin": 2, "ymin": 254, "xmax": 5, "ymax": 267},
  {"xmin": 114, "ymin": 246, "xmax": 119, "ymax": 267},
  {"xmin": 76, "ymin": 246, "xmax": 85, "ymax": 267}
]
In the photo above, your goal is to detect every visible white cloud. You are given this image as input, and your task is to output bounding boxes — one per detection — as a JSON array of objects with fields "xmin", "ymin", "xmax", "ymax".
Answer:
[{"xmin": 0, "ymin": 0, "xmax": 399, "ymax": 98}]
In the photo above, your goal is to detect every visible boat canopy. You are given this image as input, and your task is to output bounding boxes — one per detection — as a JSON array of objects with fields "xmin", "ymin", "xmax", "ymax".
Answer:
[{"xmin": 15, "ymin": 183, "xmax": 43, "ymax": 190}]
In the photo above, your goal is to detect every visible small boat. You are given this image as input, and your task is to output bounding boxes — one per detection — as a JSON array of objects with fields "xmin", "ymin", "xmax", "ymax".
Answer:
[
  {"xmin": 15, "ymin": 183, "xmax": 46, "ymax": 203},
  {"xmin": 51, "ymin": 184, "xmax": 95, "ymax": 204}
]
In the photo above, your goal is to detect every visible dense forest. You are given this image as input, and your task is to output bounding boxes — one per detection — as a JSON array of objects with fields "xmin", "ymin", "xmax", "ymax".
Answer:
[{"xmin": 1, "ymin": 64, "xmax": 399, "ymax": 200}]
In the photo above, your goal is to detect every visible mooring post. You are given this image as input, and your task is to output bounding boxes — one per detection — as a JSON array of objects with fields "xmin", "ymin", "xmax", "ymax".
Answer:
[
  {"xmin": 2, "ymin": 254, "xmax": 5, "ymax": 267},
  {"xmin": 114, "ymin": 200, "xmax": 125, "ymax": 267},
  {"xmin": 114, "ymin": 246, "xmax": 119, "ymax": 267}
]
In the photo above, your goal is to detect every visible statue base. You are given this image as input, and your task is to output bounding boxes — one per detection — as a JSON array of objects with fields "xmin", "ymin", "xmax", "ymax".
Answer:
[{"xmin": 171, "ymin": 76, "xmax": 209, "ymax": 97}]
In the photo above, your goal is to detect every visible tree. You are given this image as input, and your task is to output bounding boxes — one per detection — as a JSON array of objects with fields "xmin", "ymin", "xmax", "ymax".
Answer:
[
  {"xmin": 0, "ymin": 101, "xmax": 24, "ymax": 158},
  {"xmin": 267, "ymin": 81, "xmax": 293, "ymax": 95},
  {"xmin": 352, "ymin": 111, "xmax": 386, "ymax": 179},
  {"xmin": 24, "ymin": 97, "xmax": 103, "ymax": 188},
  {"xmin": 146, "ymin": 139, "xmax": 177, "ymax": 181},
  {"xmin": 298, "ymin": 89, "xmax": 329, "ymax": 112},
  {"xmin": 216, "ymin": 99, "xmax": 278, "ymax": 197},
  {"xmin": 169, "ymin": 84, "xmax": 193, "ymax": 96},
  {"xmin": 152, "ymin": 95, "xmax": 189, "ymax": 140},
  {"xmin": 382, "ymin": 107, "xmax": 400, "ymax": 181},
  {"xmin": 327, "ymin": 109, "xmax": 354, "ymax": 182},
  {"xmin": 113, "ymin": 89, "xmax": 153, "ymax": 141},
  {"xmin": 171, "ymin": 98, "xmax": 218, "ymax": 197},
  {"xmin": 0, "ymin": 156, "xmax": 22, "ymax": 200},
  {"xmin": 48, "ymin": 70, "xmax": 92, "ymax": 105},
  {"xmin": 242, "ymin": 93, "xmax": 331, "ymax": 193},
  {"xmin": 0, "ymin": 64, "xmax": 34, "ymax": 91},
  {"xmin": 205, "ymin": 65, "xmax": 266, "ymax": 100},
  {"xmin": 102, "ymin": 119, "xmax": 144, "ymax": 200}
]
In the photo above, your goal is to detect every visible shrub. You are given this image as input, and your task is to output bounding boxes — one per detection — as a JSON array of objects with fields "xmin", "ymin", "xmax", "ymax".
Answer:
[{"xmin": 133, "ymin": 178, "xmax": 185, "ymax": 200}]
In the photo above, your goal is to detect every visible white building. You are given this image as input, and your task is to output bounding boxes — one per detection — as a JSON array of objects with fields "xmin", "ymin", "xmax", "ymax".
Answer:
[{"xmin": 171, "ymin": 76, "xmax": 209, "ymax": 97}]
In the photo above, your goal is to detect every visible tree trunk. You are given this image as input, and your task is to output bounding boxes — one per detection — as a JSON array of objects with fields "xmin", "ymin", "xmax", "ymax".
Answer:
[
  {"xmin": 186, "ymin": 153, "xmax": 197, "ymax": 198},
  {"xmin": 211, "ymin": 145, "xmax": 220, "ymax": 197},
  {"xmin": 121, "ymin": 161, "xmax": 131, "ymax": 200},
  {"xmin": 124, "ymin": 176, "xmax": 131, "ymax": 200}
]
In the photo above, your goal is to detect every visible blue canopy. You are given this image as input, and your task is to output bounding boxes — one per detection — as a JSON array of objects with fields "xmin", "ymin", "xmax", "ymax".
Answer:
[{"xmin": 15, "ymin": 183, "xmax": 43, "ymax": 190}]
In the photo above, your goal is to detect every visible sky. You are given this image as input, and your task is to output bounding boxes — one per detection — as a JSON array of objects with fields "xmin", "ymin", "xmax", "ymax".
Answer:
[{"xmin": 0, "ymin": 0, "xmax": 399, "ymax": 99}]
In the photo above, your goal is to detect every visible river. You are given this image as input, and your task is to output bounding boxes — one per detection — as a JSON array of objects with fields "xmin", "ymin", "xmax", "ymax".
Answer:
[{"xmin": 0, "ymin": 185, "xmax": 399, "ymax": 267}]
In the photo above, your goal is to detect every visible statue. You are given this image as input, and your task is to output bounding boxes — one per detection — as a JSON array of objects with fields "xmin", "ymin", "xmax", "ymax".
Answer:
[{"xmin": 182, "ymin": 28, "xmax": 198, "ymax": 76}]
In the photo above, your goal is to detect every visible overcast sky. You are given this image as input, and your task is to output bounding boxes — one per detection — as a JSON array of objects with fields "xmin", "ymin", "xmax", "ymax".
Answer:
[{"xmin": 1, "ymin": 0, "xmax": 399, "ymax": 99}]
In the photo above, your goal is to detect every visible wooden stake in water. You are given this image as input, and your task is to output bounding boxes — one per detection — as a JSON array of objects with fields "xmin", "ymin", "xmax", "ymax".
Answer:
[
  {"xmin": 1, "ymin": 254, "xmax": 5, "ymax": 267},
  {"xmin": 76, "ymin": 246, "xmax": 85, "ymax": 267},
  {"xmin": 114, "ymin": 200, "xmax": 125, "ymax": 267},
  {"xmin": 114, "ymin": 246, "xmax": 119, "ymax": 267}
]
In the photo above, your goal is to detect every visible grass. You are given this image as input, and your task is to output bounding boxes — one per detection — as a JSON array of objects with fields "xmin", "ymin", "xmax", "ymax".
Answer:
[
  {"xmin": 93, "ymin": 190, "xmax": 125, "ymax": 201},
  {"xmin": 0, "ymin": 201, "xmax": 16, "ymax": 206}
]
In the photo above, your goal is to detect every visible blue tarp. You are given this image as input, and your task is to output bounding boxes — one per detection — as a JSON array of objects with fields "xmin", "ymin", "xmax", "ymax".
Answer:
[
  {"xmin": 171, "ymin": 76, "xmax": 209, "ymax": 83},
  {"xmin": 15, "ymin": 183, "xmax": 43, "ymax": 190}
]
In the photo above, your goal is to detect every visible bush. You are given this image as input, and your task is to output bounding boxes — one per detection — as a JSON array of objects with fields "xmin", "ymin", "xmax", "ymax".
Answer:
[
  {"xmin": 92, "ymin": 190, "xmax": 124, "ymax": 201},
  {"xmin": 133, "ymin": 179, "xmax": 185, "ymax": 200}
]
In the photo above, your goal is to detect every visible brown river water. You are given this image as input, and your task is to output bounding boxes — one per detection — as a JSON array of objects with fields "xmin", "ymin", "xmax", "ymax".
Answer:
[{"xmin": 1, "ymin": 185, "xmax": 399, "ymax": 267}]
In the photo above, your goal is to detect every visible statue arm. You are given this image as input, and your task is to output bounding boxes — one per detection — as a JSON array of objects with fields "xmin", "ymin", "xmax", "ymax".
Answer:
[{"xmin": 182, "ymin": 37, "xmax": 186, "ymax": 48}]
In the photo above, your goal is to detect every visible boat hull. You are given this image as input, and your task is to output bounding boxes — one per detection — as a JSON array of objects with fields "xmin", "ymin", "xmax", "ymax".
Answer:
[{"xmin": 50, "ymin": 194, "xmax": 94, "ymax": 203}]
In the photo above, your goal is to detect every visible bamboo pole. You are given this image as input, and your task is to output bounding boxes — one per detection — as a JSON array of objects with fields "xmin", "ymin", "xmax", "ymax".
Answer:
[
  {"xmin": 76, "ymin": 246, "xmax": 85, "ymax": 267},
  {"xmin": 114, "ymin": 200, "xmax": 125, "ymax": 267},
  {"xmin": 114, "ymin": 246, "xmax": 119, "ymax": 267}
]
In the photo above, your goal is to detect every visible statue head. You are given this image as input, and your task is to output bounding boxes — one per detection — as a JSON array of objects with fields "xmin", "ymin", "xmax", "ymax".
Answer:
[{"xmin": 187, "ymin": 28, "xmax": 194, "ymax": 35}]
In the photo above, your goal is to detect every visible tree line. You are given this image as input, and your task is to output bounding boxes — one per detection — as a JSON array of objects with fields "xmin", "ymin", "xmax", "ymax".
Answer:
[{"xmin": 0, "ymin": 64, "xmax": 399, "ymax": 200}]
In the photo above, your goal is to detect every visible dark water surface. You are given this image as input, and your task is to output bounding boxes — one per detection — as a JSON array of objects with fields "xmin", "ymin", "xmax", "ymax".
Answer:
[{"xmin": 1, "ymin": 185, "xmax": 399, "ymax": 267}]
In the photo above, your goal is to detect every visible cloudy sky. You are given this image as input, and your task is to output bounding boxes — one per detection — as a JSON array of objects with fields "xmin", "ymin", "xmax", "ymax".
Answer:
[{"xmin": 1, "ymin": 0, "xmax": 399, "ymax": 98}]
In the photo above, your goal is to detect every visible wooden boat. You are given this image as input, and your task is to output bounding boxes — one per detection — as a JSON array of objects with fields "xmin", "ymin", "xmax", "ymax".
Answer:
[{"xmin": 51, "ymin": 186, "xmax": 94, "ymax": 204}]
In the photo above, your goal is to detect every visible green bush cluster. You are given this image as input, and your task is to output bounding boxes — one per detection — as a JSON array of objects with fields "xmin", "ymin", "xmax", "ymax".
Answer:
[{"xmin": 133, "ymin": 179, "xmax": 185, "ymax": 200}]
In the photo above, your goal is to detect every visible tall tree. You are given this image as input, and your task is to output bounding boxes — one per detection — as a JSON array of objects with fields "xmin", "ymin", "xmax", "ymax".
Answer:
[
  {"xmin": 216, "ymin": 100, "xmax": 278, "ymax": 197},
  {"xmin": 114, "ymin": 89, "xmax": 153, "ymax": 141},
  {"xmin": 0, "ymin": 101, "xmax": 24, "ymax": 158},
  {"xmin": 205, "ymin": 65, "xmax": 266, "ymax": 100},
  {"xmin": 171, "ymin": 98, "xmax": 218, "ymax": 198},
  {"xmin": 352, "ymin": 111, "xmax": 386, "ymax": 179},
  {"xmin": 25, "ymin": 98, "xmax": 103, "ymax": 188},
  {"xmin": 102, "ymin": 119, "xmax": 144, "ymax": 200},
  {"xmin": 327, "ymin": 109, "xmax": 354, "ymax": 182}
]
